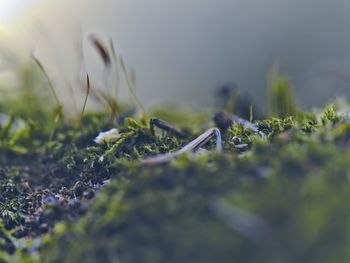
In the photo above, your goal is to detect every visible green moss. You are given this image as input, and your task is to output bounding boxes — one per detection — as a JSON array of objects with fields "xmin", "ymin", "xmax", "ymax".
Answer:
[
  {"xmin": 1, "ymin": 66, "xmax": 350, "ymax": 262},
  {"xmin": 268, "ymin": 75, "xmax": 298, "ymax": 118},
  {"xmin": 23, "ymin": 103, "xmax": 350, "ymax": 263}
]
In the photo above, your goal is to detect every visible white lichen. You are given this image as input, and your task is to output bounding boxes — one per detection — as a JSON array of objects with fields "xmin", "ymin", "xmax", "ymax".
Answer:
[{"xmin": 94, "ymin": 128, "xmax": 120, "ymax": 144}]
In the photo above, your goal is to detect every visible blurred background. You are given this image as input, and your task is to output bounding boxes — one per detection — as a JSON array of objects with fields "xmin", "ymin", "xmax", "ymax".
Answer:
[{"xmin": 1, "ymin": 0, "xmax": 350, "ymax": 112}]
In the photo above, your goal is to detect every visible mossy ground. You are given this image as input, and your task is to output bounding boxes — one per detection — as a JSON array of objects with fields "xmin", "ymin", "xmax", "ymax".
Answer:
[
  {"xmin": 1, "ymin": 59, "xmax": 350, "ymax": 262},
  {"xmin": 0, "ymin": 95, "xmax": 350, "ymax": 263}
]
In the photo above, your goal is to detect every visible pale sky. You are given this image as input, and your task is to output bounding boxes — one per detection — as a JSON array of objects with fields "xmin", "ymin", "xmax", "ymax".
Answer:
[{"xmin": 2, "ymin": 0, "xmax": 350, "ymax": 110}]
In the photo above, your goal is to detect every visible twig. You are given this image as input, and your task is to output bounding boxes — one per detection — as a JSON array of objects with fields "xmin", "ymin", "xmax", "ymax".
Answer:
[
  {"xmin": 150, "ymin": 118, "xmax": 187, "ymax": 139},
  {"xmin": 142, "ymin": 128, "xmax": 222, "ymax": 166}
]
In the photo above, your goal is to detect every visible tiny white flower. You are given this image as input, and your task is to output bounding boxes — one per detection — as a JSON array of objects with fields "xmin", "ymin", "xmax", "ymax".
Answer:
[{"xmin": 94, "ymin": 128, "xmax": 120, "ymax": 144}]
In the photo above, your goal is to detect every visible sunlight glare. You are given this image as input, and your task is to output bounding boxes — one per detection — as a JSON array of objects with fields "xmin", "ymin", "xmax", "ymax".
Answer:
[{"xmin": 0, "ymin": 0, "xmax": 38, "ymax": 26}]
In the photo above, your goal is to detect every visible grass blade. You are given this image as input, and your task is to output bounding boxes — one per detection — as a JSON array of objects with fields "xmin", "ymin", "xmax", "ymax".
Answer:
[
  {"xmin": 89, "ymin": 35, "xmax": 111, "ymax": 67},
  {"xmin": 80, "ymin": 74, "xmax": 90, "ymax": 120},
  {"xmin": 32, "ymin": 55, "xmax": 61, "ymax": 108}
]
